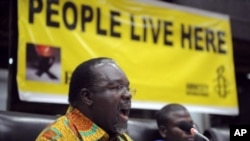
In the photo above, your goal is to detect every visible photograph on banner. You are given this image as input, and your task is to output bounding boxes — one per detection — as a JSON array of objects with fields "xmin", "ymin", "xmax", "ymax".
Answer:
[{"xmin": 26, "ymin": 43, "xmax": 61, "ymax": 83}]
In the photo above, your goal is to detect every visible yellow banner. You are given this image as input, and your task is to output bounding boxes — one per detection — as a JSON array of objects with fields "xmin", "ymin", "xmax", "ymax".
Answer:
[{"xmin": 17, "ymin": 0, "xmax": 238, "ymax": 115}]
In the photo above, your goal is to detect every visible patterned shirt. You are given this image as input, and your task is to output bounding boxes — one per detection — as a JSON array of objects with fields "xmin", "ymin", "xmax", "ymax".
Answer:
[{"xmin": 36, "ymin": 107, "xmax": 132, "ymax": 141}]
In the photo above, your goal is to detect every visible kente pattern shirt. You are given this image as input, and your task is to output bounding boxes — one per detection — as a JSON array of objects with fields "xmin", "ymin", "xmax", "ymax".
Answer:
[{"xmin": 35, "ymin": 107, "xmax": 132, "ymax": 141}]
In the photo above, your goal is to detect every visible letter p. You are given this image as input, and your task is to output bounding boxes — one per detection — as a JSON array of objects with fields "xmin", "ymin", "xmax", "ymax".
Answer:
[
  {"xmin": 242, "ymin": 129, "xmax": 247, "ymax": 135},
  {"xmin": 29, "ymin": 0, "xmax": 43, "ymax": 23}
]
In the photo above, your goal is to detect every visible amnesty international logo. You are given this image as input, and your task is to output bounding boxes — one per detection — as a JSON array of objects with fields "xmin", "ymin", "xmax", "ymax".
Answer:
[{"xmin": 214, "ymin": 65, "xmax": 229, "ymax": 98}]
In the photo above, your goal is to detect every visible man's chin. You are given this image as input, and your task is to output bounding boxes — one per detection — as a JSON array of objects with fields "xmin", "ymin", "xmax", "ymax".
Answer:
[
  {"xmin": 113, "ymin": 123, "xmax": 127, "ymax": 135},
  {"xmin": 117, "ymin": 128, "xmax": 127, "ymax": 134}
]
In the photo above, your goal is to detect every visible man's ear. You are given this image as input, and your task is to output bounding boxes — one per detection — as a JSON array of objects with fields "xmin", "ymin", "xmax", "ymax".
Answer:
[
  {"xmin": 159, "ymin": 125, "xmax": 167, "ymax": 138},
  {"xmin": 80, "ymin": 88, "xmax": 93, "ymax": 106}
]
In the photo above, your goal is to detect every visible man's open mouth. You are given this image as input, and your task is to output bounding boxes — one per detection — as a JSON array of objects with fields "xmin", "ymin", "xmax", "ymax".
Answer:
[{"xmin": 119, "ymin": 108, "xmax": 130, "ymax": 121}]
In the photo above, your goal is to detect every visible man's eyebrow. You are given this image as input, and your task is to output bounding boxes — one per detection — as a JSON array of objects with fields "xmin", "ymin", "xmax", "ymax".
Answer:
[
  {"xmin": 93, "ymin": 80, "xmax": 119, "ymax": 85},
  {"xmin": 107, "ymin": 80, "xmax": 128, "ymax": 85}
]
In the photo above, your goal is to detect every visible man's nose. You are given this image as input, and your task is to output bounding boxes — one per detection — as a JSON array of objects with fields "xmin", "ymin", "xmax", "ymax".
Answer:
[{"xmin": 121, "ymin": 88, "xmax": 132, "ymax": 100}]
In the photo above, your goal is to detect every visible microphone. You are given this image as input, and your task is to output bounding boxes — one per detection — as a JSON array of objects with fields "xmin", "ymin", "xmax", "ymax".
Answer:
[{"xmin": 178, "ymin": 121, "xmax": 210, "ymax": 141}]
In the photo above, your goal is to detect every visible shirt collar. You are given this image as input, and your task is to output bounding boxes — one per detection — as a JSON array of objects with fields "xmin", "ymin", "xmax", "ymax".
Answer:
[{"xmin": 66, "ymin": 106, "xmax": 129, "ymax": 141}]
